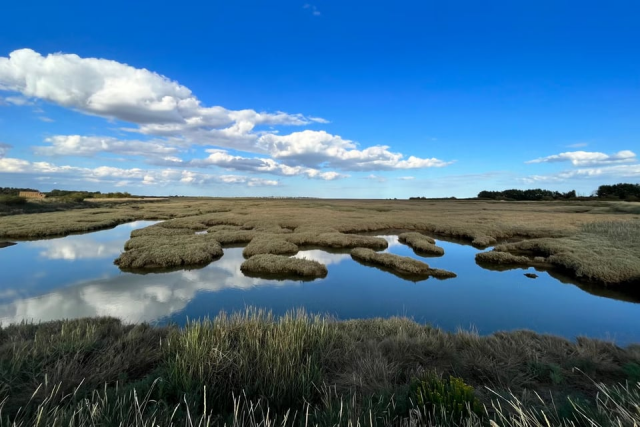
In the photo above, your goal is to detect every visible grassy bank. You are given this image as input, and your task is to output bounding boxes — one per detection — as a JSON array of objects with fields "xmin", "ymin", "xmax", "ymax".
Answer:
[
  {"xmin": 479, "ymin": 221, "xmax": 640, "ymax": 285},
  {"xmin": 2, "ymin": 309, "xmax": 639, "ymax": 426}
]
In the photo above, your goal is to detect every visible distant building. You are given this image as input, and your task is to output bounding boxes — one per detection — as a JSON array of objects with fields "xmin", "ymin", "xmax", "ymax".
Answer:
[{"xmin": 18, "ymin": 191, "xmax": 46, "ymax": 199}]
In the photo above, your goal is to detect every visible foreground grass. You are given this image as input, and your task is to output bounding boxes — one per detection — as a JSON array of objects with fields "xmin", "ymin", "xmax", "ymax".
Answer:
[{"xmin": 2, "ymin": 309, "xmax": 640, "ymax": 426}]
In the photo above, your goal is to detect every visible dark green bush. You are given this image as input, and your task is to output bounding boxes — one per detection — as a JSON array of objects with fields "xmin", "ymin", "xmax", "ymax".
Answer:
[
  {"xmin": 411, "ymin": 372, "xmax": 483, "ymax": 422},
  {"xmin": 0, "ymin": 195, "xmax": 27, "ymax": 206}
]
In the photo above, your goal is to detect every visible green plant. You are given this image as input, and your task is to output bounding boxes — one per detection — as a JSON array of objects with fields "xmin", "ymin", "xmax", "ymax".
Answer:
[
  {"xmin": 624, "ymin": 362, "xmax": 640, "ymax": 383},
  {"xmin": 410, "ymin": 372, "xmax": 483, "ymax": 423},
  {"xmin": 0, "ymin": 195, "xmax": 27, "ymax": 206}
]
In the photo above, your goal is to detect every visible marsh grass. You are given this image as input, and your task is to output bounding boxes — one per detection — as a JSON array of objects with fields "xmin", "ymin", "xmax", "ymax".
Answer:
[
  {"xmin": 351, "ymin": 248, "xmax": 457, "ymax": 280},
  {"xmin": 1, "ymin": 310, "xmax": 640, "ymax": 426},
  {"xmin": 2, "ymin": 198, "xmax": 639, "ymax": 285},
  {"xmin": 243, "ymin": 237, "xmax": 300, "ymax": 258},
  {"xmin": 398, "ymin": 232, "xmax": 445, "ymax": 256},
  {"xmin": 240, "ymin": 254, "xmax": 328, "ymax": 279},
  {"xmin": 491, "ymin": 220, "xmax": 640, "ymax": 285},
  {"xmin": 475, "ymin": 251, "xmax": 533, "ymax": 266},
  {"xmin": 115, "ymin": 234, "xmax": 223, "ymax": 269}
]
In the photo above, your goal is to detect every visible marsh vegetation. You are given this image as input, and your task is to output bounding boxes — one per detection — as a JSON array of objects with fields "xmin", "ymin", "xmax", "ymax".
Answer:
[
  {"xmin": 1, "ymin": 197, "xmax": 639, "ymax": 288},
  {"xmin": 1, "ymin": 310, "xmax": 639, "ymax": 426}
]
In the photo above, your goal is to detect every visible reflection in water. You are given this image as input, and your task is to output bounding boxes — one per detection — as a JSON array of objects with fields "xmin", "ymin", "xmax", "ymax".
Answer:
[
  {"xmin": 1, "ymin": 224, "xmax": 640, "ymax": 345},
  {"xmin": 32, "ymin": 238, "xmax": 123, "ymax": 260},
  {"xmin": 0, "ymin": 249, "xmax": 295, "ymax": 324}
]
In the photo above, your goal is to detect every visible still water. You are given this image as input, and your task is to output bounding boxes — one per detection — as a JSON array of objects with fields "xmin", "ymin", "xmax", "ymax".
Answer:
[{"xmin": 1, "ymin": 221, "xmax": 639, "ymax": 344}]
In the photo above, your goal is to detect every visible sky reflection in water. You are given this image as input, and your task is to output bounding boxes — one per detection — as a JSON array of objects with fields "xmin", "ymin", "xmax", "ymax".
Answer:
[{"xmin": 0, "ymin": 223, "xmax": 639, "ymax": 345}]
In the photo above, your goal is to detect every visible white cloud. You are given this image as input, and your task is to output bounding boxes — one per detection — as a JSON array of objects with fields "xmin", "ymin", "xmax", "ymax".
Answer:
[
  {"xmin": 0, "ymin": 49, "xmax": 321, "ymax": 151},
  {"xmin": 526, "ymin": 150, "xmax": 636, "ymax": 166},
  {"xmin": 523, "ymin": 164, "xmax": 640, "ymax": 184},
  {"xmin": 567, "ymin": 142, "xmax": 588, "ymax": 148},
  {"xmin": 186, "ymin": 149, "xmax": 348, "ymax": 180},
  {"xmin": 0, "ymin": 156, "xmax": 281, "ymax": 188},
  {"xmin": 0, "ymin": 95, "xmax": 34, "ymax": 106},
  {"xmin": 258, "ymin": 130, "xmax": 453, "ymax": 171},
  {"xmin": 366, "ymin": 174, "xmax": 386, "ymax": 183},
  {"xmin": 35, "ymin": 135, "xmax": 181, "ymax": 158},
  {"xmin": 398, "ymin": 176, "xmax": 415, "ymax": 180},
  {"xmin": 0, "ymin": 49, "xmax": 453, "ymax": 185},
  {"xmin": 38, "ymin": 116, "xmax": 54, "ymax": 122}
]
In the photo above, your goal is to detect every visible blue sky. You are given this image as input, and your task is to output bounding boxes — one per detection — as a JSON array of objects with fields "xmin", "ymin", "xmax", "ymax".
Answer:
[{"xmin": 0, "ymin": 0, "xmax": 638, "ymax": 198}]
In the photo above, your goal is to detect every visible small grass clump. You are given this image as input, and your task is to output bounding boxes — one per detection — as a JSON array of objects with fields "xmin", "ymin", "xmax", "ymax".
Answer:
[
  {"xmin": 398, "ymin": 232, "xmax": 445, "ymax": 256},
  {"xmin": 351, "ymin": 247, "xmax": 456, "ymax": 280},
  {"xmin": 286, "ymin": 232, "xmax": 389, "ymax": 250},
  {"xmin": 242, "ymin": 236, "xmax": 299, "ymax": 258},
  {"xmin": 240, "ymin": 254, "xmax": 328, "ymax": 279},
  {"xmin": 115, "ymin": 234, "xmax": 223, "ymax": 269},
  {"xmin": 475, "ymin": 250, "xmax": 532, "ymax": 265}
]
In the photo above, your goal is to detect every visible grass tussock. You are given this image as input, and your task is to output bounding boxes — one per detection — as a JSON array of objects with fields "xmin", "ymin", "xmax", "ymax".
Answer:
[
  {"xmin": 398, "ymin": 232, "xmax": 445, "ymax": 256},
  {"xmin": 1, "ymin": 311, "xmax": 640, "ymax": 426},
  {"xmin": 475, "ymin": 251, "xmax": 533, "ymax": 265},
  {"xmin": 240, "ymin": 254, "xmax": 328, "ymax": 279},
  {"xmin": 491, "ymin": 220, "xmax": 640, "ymax": 284},
  {"xmin": 115, "ymin": 234, "xmax": 223, "ymax": 269},
  {"xmin": 243, "ymin": 236, "xmax": 299, "ymax": 258},
  {"xmin": 207, "ymin": 229, "xmax": 257, "ymax": 245},
  {"xmin": 351, "ymin": 248, "xmax": 457, "ymax": 280},
  {"xmin": 286, "ymin": 231, "xmax": 389, "ymax": 250}
]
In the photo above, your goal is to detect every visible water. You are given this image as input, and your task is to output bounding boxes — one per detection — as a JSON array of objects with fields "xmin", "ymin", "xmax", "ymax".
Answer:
[{"xmin": 1, "ymin": 221, "xmax": 639, "ymax": 345}]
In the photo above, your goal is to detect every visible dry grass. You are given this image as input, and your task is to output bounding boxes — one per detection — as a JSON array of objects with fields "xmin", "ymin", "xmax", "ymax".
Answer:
[
  {"xmin": 240, "ymin": 254, "xmax": 328, "ymax": 279},
  {"xmin": 351, "ymin": 247, "xmax": 457, "ymax": 280},
  {"xmin": 115, "ymin": 234, "xmax": 223, "ymax": 269},
  {"xmin": 1, "ymin": 310, "xmax": 640, "ymax": 426},
  {"xmin": 489, "ymin": 220, "xmax": 640, "ymax": 285},
  {"xmin": 243, "ymin": 236, "xmax": 300, "ymax": 257},
  {"xmin": 475, "ymin": 251, "xmax": 533, "ymax": 265},
  {"xmin": 398, "ymin": 232, "xmax": 445, "ymax": 256},
  {"xmin": 1, "ymin": 198, "xmax": 639, "ymax": 285}
]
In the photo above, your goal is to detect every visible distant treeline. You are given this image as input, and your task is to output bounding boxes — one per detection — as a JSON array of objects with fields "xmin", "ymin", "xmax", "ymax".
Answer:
[
  {"xmin": 47, "ymin": 189, "xmax": 133, "ymax": 199},
  {"xmin": 0, "ymin": 187, "xmax": 39, "ymax": 196},
  {"xmin": 477, "ymin": 189, "xmax": 577, "ymax": 201},
  {"xmin": 476, "ymin": 183, "xmax": 640, "ymax": 201},
  {"xmin": 595, "ymin": 183, "xmax": 640, "ymax": 200}
]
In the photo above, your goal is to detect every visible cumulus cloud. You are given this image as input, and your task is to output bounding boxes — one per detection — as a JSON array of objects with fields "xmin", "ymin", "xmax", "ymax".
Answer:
[
  {"xmin": 523, "ymin": 164, "xmax": 640, "ymax": 184},
  {"xmin": 0, "ymin": 156, "xmax": 280, "ymax": 187},
  {"xmin": 185, "ymin": 149, "xmax": 348, "ymax": 180},
  {"xmin": 526, "ymin": 150, "xmax": 636, "ymax": 166},
  {"xmin": 0, "ymin": 49, "xmax": 322, "ymax": 150},
  {"xmin": 35, "ymin": 135, "xmax": 181, "ymax": 158},
  {"xmin": 257, "ymin": 130, "xmax": 452, "ymax": 171},
  {"xmin": 0, "ymin": 49, "xmax": 453, "ymax": 186}
]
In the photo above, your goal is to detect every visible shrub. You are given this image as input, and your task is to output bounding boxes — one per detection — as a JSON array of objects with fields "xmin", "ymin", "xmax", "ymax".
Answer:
[
  {"xmin": 0, "ymin": 195, "xmax": 27, "ymax": 206},
  {"xmin": 411, "ymin": 372, "xmax": 483, "ymax": 423}
]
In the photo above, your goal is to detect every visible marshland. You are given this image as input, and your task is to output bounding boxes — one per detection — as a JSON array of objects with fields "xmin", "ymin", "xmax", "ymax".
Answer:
[{"xmin": 1, "ymin": 197, "xmax": 640, "ymax": 426}]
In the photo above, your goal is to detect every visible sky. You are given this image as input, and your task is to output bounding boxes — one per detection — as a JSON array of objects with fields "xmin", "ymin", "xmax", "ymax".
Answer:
[{"xmin": 0, "ymin": 0, "xmax": 638, "ymax": 198}]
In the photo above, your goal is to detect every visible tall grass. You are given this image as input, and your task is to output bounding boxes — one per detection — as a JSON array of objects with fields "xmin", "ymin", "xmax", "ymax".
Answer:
[{"xmin": 3, "ymin": 309, "xmax": 639, "ymax": 425}]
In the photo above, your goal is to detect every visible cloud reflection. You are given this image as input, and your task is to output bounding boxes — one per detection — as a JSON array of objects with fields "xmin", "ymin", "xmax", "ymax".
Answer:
[{"xmin": 0, "ymin": 248, "xmax": 302, "ymax": 325}]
